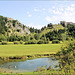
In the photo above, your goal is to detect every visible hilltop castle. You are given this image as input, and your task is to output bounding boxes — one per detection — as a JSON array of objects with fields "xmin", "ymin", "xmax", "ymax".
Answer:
[{"xmin": 60, "ymin": 21, "xmax": 75, "ymax": 27}]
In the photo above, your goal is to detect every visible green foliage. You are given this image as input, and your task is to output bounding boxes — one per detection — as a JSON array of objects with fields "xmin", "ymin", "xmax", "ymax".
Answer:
[
  {"xmin": 44, "ymin": 41, "xmax": 49, "ymax": 44},
  {"xmin": 52, "ymin": 40, "xmax": 60, "ymax": 44},
  {"xmin": 14, "ymin": 41, "xmax": 19, "ymax": 44},
  {"xmin": 45, "ymin": 30, "xmax": 63, "ymax": 41},
  {"xmin": 0, "ymin": 15, "xmax": 75, "ymax": 46},
  {"xmin": 56, "ymin": 41, "xmax": 75, "ymax": 73},
  {"xmin": 29, "ymin": 27, "xmax": 41, "ymax": 33},
  {"xmin": 12, "ymin": 20, "xmax": 17, "ymax": 27},
  {"xmin": 47, "ymin": 23, "xmax": 53, "ymax": 28},
  {"xmin": 40, "ymin": 34, "xmax": 47, "ymax": 41},
  {"xmin": 67, "ymin": 24, "xmax": 75, "ymax": 37},
  {"xmin": 19, "ymin": 41, "xmax": 24, "ymax": 44},
  {"xmin": 1, "ymin": 41, "xmax": 8, "ymax": 45},
  {"xmin": 25, "ymin": 40, "xmax": 37, "ymax": 44},
  {"xmin": 0, "ymin": 16, "xmax": 8, "ymax": 34},
  {"xmin": 37, "ymin": 40, "xmax": 44, "ymax": 44},
  {"xmin": 0, "ymin": 35, "xmax": 7, "ymax": 42},
  {"xmin": 34, "ymin": 33, "xmax": 40, "ymax": 40}
]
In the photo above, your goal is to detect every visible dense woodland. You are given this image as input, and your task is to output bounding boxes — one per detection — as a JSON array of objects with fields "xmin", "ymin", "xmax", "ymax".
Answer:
[{"xmin": 0, "ymin": 15, "xmax": 75, "ymax": 44}]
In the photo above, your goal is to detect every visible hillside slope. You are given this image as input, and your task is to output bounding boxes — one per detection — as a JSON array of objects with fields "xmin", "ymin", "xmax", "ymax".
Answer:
[
  {"xmin": 0, "ymin": 16, "xmax": 30, "ymax": 36},
  {"xmin": 40, "ymin": 24, "xmax": 64, "ymax": 37}
]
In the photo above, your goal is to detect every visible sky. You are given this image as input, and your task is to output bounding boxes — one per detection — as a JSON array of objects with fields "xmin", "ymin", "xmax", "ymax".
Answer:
[{"xmin": 0, "ymin": 1, "xmax": 75, "ymax": 29}]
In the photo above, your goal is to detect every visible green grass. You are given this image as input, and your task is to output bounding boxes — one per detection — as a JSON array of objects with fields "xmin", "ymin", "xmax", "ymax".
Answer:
[
  {"xmin": 0, "ymin": 70, "xmax": 74, "ymax": 75},
  {"xmin": 0, "ymin": 44, "xmax": 61, "ymax": 57}
]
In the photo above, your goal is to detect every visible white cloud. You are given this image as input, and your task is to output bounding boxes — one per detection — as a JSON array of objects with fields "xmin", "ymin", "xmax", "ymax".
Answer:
[
  {"xmin": 66, "ymin": 6, "xmax": 75, "ymax": 11},
  {"xmin": 27, "ymin": 23, "xmax": 42, "ymax": 29},
  {"xmin": 71, "ymin": 4, "xmax": 75, "ymax": 7},
  {"xmin": 42, "ymin": 8, "xmax": 46, "ymax": 11},
  {"xmin": 45, "ymin": 16, "xmax": 53, "ymax": 22},
  {"xmin": 28, "ymin": 14, "xmax": 32, "ymax": 17},
  {"xmin": 47, "ymin": 4, "xmax": 75, "ymax": 23},
  {"xmin": 52, "ymin": 10, "xmax": 62, "ymax": 14},
  {"xmin": 34, "ymin": 8, "xmax": 39, "ymax": 12},
  {"xmin": 27, "ymin": 11, "xmax": 29, "ymax": 14},
  {"xmin": 52, "ymin": 6, "xmax": 55, "ymax": 9},
  {"xmin": 27, "ymin": 11, "xmax": 32, "ymax": 17}
]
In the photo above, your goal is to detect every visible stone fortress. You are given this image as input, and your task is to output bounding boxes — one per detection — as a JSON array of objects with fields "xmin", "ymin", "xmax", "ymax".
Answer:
[{"xmin": 60, "ymin": 21, "xmax": 75, "ymax": 27}]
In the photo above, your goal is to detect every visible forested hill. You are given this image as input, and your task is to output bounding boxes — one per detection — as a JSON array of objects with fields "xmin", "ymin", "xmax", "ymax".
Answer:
[
  {"xmin": 0, "ymin": 15, "xmax": 75, "ymax": 43},
  {"xmin": 0, "ymin": 16, "xmax": 30, "ymax": 36}
]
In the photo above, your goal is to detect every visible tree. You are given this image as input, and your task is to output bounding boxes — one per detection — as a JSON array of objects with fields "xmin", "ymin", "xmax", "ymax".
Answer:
[
  {"xmin": 56, "ymin": 41, "xmax": 75, "ymax": 72},
  {"xmin": 40, "ymin": 34, "xmax": 47, "ymax": 41},
  {"xmin": 47, "ymin": 23, "xmax": 53, "ymax": 28},
  {"xmin": 34, "ymin": 34, "xmax": 40, "ymax": 40}
]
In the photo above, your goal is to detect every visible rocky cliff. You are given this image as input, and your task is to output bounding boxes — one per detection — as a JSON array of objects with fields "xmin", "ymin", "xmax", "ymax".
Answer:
[{"xmin": 5, "ymin": 17, "xmax": 30, "ymax": 36}]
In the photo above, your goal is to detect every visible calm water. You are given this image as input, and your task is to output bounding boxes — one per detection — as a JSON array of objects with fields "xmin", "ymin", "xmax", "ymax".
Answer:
[{"xmin": 0, "ymin": 57, "xmax": 59, "ymax": 72}]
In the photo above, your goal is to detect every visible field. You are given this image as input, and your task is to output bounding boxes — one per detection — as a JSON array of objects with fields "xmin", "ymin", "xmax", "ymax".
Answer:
[{"xmin": 0, "ymin": 44, "xmax": 62, "ymax": 57}]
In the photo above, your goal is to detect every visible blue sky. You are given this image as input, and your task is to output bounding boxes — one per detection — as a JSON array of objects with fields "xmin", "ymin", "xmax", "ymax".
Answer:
[{"xmin": 0, "ymin": 1, "xmax": 75, "ymax": 29}]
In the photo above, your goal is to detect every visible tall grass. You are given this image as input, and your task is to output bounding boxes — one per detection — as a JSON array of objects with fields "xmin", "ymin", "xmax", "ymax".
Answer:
[{"xmin": 0, "ymin": 44, "xmax": 61, "ymax": 57}]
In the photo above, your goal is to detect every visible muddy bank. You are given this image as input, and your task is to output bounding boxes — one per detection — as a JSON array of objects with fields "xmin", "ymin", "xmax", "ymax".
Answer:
[
  {"xmin": 0, "ymin": 67, "xmax": 29, "ymax": 73},
  {"xmin": 0, "ymin": 56, "xmax": 59, "ymax": 74},
  {"xmin": 0, "ymin": 54, "xmax": 55, "ymax": 62}
]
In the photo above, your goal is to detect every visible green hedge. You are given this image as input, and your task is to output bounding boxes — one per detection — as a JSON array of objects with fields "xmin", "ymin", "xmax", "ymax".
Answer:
[
  {"xmin": 37, "ymin": 40, "xmax": 44, "ymax": 44},
  {"xmin": 25, "ymin": 40, "xmax": 37, "ymax": 44},
  {"xmin": 14, "ymin": 41, "xmax": 19, "ymax": 44},
  {"xmin": 52, "ymin": 40, "xmax": 60, "ymax": 44},
  {"xmin": 1, "ymin": 41, "xmax": 8, "ymax": 45},
  {"xmin": 19, "ymin": 41, "xmax": 23, "ymax": 44}
]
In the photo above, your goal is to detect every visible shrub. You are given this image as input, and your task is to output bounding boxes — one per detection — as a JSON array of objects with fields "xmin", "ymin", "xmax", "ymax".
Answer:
[
  {"xmin": 25, "ymin": 40, "xmax": 37, "ymax": 44},
  {"xmin": 0, "ymin": 42, "xmax": 1, "ymax": 45},
  {"xmin": 1, "ymin": 41, "xmax": 8, "ymax": 45},
  {"xmin": 52, "ymin": 40, "xmax": 60, "ymax": 44},
  {"xmin": 20, "ymin": 41, "xmax": 23, "ymax": 44},
  {"xmin": 37, "ymin": 40, "xmax": 44, "ymax": 44},
  {"xmin": 31, "ymin": 40, "xmax": 37, "ymax": 44},
  {"xmin": 14, "ymin": 41, "xmax": 19, "ymax": 44},
  {"xmin": 8, "ymin": 42, "xmax": 14, "ymax": 45},
  {"xmin": 24, "ymin": 41, "xmax": 28, "ymax": 45},
  {"xmin": 44, "ymin": 41, "xmax": 49, "ymax": 44}
]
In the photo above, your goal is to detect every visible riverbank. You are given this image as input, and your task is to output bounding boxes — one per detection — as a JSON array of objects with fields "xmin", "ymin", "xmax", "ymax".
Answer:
[
  {"xmin": 0, "ymin": 53, "xmax": 55, "ymax": 61},
  {"xmin": 0, "ymin": 44, "xmax": 61, "ymax": 74},
  {"xmin": 0, "ymin": 57, "xmax": 59, "ymax": 74},
  {"xmin": 0, "ymin": 44, "xmax": 61, "ymax": 61}
]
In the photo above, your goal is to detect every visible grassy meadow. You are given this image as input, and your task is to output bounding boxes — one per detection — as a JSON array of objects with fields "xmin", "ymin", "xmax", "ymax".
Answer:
[{"xmin": 0, "ymin": 44, "xmax": 62, "ymax": 57}]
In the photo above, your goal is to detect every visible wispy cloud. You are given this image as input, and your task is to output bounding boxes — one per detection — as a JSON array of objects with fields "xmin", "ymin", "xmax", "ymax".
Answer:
[
  {"xmin": 27, "ymin": 23, "xmax": 41, "ymax": 29},
  {"xmin": 27, "ymin": 11, "xmax": 32, "ymax": 17},
  {"xmin": 46, "ymin": 3, "xmax": 75, "ymax": 23},
  {"xmin": 28, "ymin": 14, "xmax": 32, "ymax": 17},
  {"xmin": 27, "ymin": 11, "xmax": 29, "ymax": 14},
  {"xmin": 42, "ymin": 8, "xmax": 46, "ymax": 11},
  {"xmin": 34, "ymin": 8, "xmax": 39, "ymax": 12},
  {"xmin": 45, "ymin": 16, "xmax": 53, "ymax": 22}
]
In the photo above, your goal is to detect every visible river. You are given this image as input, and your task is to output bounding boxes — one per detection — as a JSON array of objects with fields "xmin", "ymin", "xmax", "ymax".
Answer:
[{"xmin": 0, "ymin": 57, "xmax": 59, "ymax": 73}]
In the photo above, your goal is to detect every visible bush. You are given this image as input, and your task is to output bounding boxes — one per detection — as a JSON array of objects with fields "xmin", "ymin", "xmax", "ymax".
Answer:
[
  {"xmin": 1, "ymin": 41, "xmax": 8, "ymax": 45},
  {"xmin": 31, "ymin": 40, "xmax": 37, "ymax": 44},
  {"xmin": 14, "ymin": 41, "xmax": 19, "ymax": 44},
  {"xmin": 52, "ymin": 40, "xmax": 60, "ymax": 44},
  {"xmin": 20, "ymin": 41, "xmax": 23, "ymax": 44},
  {"xmin": 25, "ymin": 40, "xmax": 37, "ymax": 44},
  {"xmin": 37, "ymin": 40, "xmax": 44, "ymax": 44},
  {"xmin": 44, "ymin": 41, "xmax": 49, "ymax": 44},
  {"xmin": 8, "ymin": 42, "xmax": 14, "ymax": 45},
  {"xmin": 0, "ymin": 42, "xmax": 1, "ymax": 45}
]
